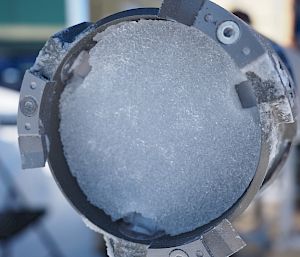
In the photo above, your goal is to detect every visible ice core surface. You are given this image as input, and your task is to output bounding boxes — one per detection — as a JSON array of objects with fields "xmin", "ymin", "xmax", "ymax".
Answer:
[{"xmin": 60, "ymin": 20, "xmax": 261, "ymax": 236}]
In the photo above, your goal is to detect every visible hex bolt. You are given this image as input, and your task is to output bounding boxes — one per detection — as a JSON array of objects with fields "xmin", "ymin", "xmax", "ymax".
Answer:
[
  {"xmin": 169, "ymin": 250, "xmax": 189, "ymax": 257},
  {"xmin": 20, "ymin": 96, "xmax": 38, "ymax": 117},
  {"xmin": 217, "ymin": 21, "xmax": 240, "ymax": 45}
]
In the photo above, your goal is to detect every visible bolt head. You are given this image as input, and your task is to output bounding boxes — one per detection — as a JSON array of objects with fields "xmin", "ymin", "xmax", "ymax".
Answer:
[
  {"xmin": 217, "ymin": 21, "xmax": 240, "ymax": 45},
  {"xmin": 20, "ymin": 96, "xmax": 38, "ymax": 117}
]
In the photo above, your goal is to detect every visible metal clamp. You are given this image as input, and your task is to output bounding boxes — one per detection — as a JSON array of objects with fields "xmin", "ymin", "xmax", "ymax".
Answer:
[
  {"xmin": 147, "ymin": 220, "xmax": 245, "ymax": 257},
  {"xmin": 159, "ymin": 0, "xmax": 207, "ymax": 25},
  {"xmin": 18, "ymin": 71, "xmax": 55, "ymax": 169}
]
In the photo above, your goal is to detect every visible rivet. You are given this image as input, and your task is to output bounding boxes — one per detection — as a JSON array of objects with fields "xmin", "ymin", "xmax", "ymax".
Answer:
[
  {"xmin": 30, "ymin": 81, "xmax": 37, "ymax": 89},
  {"xmin": 242, "ymin": 47, "xmax": 251, "ymax": 56},
  {"xmin": 204, "ymin": 14, "xmax": 214, "ymax": 23},
  {"xmin": 25, "ymin": 123, "xmax": 31, "ymax": 130}
]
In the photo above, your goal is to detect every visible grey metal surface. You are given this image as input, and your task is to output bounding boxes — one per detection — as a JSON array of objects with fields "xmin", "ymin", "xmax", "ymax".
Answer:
[
  {"xmin": 235, "ymin": 81, "xmax": 257, "ymax": 108},
  {"xmin": 202, "ymin": 220, "xmax": 245, "ymax": 257},
  {"xmin": 18, "ymin": 71, "xmax": 55, "ymax": 169},
  {"xmin": 159, "ymin": 0, "xmax": 206, "ymax": 25},
  {"xmin": 193, "ymin": 1, "xmax": 265, "ymax": 68},
  {"xmin": 147, "ymin": 220, "xmax": 245, "ymax": 257},
  {"xmin": 148, "ymin": 239, "xmax": 211, "ymax": 257},
  {"xmin": 105, "ymin": 220, "xmax": 244, "ymax": 257}
]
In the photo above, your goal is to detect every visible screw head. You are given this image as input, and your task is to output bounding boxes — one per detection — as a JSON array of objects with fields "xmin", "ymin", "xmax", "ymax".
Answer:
[
  {"xmin": 217, "ymin": 21, "xmax": 240, "ymax": 45},
  {"xmin": 20, "ymin": 96, "xmax": 38, "ymax": 117},
  {"xmin": 169, "ymin": 250, "xmax": 189, "ymax": 257}
]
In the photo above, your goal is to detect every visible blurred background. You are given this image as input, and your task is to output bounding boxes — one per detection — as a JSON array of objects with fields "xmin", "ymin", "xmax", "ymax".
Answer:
[{"xmin": 0, "ymin": 0, "xmax": 300, "ymax": 256}]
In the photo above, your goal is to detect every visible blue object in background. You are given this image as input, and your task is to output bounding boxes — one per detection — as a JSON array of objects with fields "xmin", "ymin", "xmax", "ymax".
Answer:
[
  {"xmin": 0, "ymin": 41, "xmax": 43, "ymax": 91},
  {"xmin": 0, "ymin": 56, "xmax": 35, "ymax": 91}
]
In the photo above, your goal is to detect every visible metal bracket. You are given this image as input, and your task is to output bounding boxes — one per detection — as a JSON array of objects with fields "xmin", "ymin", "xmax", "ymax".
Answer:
[
  {"xmin": 159, "ymin": 0, "xmax": 207, "ymax": 25},
  {"xmin": 147, "ymin": 220, "xmax": 245, "ymax": 257},
  {"xmin": 18, "ymin": 71, "xmax": 55, "ymax": 169}
]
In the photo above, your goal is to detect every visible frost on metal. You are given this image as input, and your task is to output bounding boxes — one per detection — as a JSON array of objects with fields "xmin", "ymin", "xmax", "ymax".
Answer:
[
  {"xmin": 31, "ymin": 37, "xmax": 71, "ymax": 80},
  {"xmin": 105, "ymin": 236, "xmax": 148, "ymax": 257},
  {"xmin": 83, "ymin": 217, "xmax": 148, "ymax": 257},
  {"xmin": 83, "ymin": 217, "xmax": 246, "ymax": 257},
  {"xmin": 242, "ymin": 52, "xmax": 295, "ymax": 167},
  {"xmin": 30, "ymin": 24, "xmax": 93, "ymax": 80}
]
